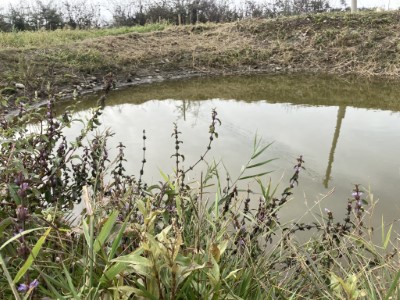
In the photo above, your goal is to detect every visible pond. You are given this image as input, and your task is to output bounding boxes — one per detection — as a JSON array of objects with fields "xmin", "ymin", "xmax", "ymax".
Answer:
[{"xmin": 61, "ymin": 74, "xmax": 400, "ymax": 232}]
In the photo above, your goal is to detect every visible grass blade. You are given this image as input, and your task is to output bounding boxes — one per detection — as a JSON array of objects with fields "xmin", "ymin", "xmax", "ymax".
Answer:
[
  {"xmin": 247, "ymin": 158, "xmax": 276, "ymax": 169},
  {"xmin": 0, "ymin": 227, "xmax": 46, "ymax": 251},
  {"xmin": 93, "ymin": 210, "xmax": 119, "ymax": 254},
  {"xmin": 251, "ymin": 142, "xmax": 273, "ymax": 160},
  {"xmin": 0, "ymin": 253, "xmax": 22, "ymax": 300},
  {"xmin": 62, "ymin": 262, "xmax": 80, "ymax": 299},
  {"xmin": 13, "ymin": 227, "xmax": 52, "ymax": 283},
  {"xmin": 239, "ymin": 171, "xmax": 272, "ymax": 181},
  {"xmin": 384, "ymin": 270, "xmax": 400, "ymax": 300}
]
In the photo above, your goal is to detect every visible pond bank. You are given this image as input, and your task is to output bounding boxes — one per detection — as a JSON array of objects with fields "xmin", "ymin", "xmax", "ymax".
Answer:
[{"xmin": 1, "ymin": 11, "xmax": 400, "ymax": 106}]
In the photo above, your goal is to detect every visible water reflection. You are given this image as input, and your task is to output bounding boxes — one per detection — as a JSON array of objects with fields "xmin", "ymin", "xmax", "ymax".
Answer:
[
  {"xmin": 324, "ymin": 105, "xmax": 346, "ymax": 188},
  {"xmin": 59, "ymin": 74, "xmax": 400, "ymax": 232},
  {"xmin": 57, "ymin": 73, "xmax": 400, "ymax": 114},
  {"xmin": 175, "ymin": 100, "xmax": 201, "ymax": 125}
]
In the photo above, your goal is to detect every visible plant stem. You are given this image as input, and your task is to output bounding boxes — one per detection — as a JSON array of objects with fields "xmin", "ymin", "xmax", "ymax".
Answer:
[{"xmin": 0, "ymin": 253, "xmax": 22, "ymax": 300}]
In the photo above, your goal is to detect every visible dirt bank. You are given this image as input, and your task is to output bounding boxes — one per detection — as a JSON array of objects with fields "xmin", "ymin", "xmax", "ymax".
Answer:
[{"xmin": 1, "ymin": 11, "xmax": 400, "ymax": 103}]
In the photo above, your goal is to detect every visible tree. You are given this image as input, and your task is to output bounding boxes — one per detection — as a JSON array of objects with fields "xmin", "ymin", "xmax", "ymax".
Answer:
[
  {"xmin": 8, "ymin": 6, "xmax": 31, "ymax": 31},
  {"xmin": 62, "ymin": 0, "xmax": 102, "ymax": 29},
  {"xmin": 0, "ymin": 12, "xmax": 12, "ymax": 31},
  {"xmin": 30, "ymin": 1, "xmax": 64, "ymax": 30}
]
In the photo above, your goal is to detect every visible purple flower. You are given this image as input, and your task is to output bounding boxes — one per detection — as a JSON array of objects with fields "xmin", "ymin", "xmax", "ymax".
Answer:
[
  {"xmin": 18, "ymin": 279, "xmax": 39, "ymax": 293},
  {"xmin": 16, "ymin": 205, "xmax": 29, "ymax": 221},
  {"xmin": 17, "ymin": 283, "xmax": 28, "ymax": 292},
  {"xmin": 14, "ymin": 172, "xmax": 24, "ymax": 185},
  {"xmin": 29, "ymin": 279, "xmax": 39, "ymax": 289},
  {"xmin": 21, "ymin": 182, "xmax": 29, "ymax": 191},
  {"xmin": 352, "ymin": 191, "xmax": 363, "ymax": 198},
  {"xmin": 17, "ymin": 182, "xmax": 30, "ymax": 198}
]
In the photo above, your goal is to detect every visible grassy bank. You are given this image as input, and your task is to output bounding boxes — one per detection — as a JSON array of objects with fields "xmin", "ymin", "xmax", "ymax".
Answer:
[
  {"xmin": 1, "ymin": 11, "xmax": 400, "ymax": 101},
  {"xmin": 0, "ymin": 24, "xmax": 167, "ymax": 49}
]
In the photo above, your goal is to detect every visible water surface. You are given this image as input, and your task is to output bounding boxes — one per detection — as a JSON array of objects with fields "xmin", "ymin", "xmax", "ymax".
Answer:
[{"xmin": 61, "ymin": 74, "xmax": 400, "ymax": 232}]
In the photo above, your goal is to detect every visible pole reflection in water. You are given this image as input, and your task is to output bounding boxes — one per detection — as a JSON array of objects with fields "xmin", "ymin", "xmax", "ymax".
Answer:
[{"xmin": 324, "ymin": 105, "xmax": 346, "ymax": 188}]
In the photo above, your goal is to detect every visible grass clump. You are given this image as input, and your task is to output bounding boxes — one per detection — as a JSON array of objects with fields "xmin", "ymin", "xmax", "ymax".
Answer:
[{"xmin": 0, "ymin": 88, "xmax": 399, "ymax": 299}]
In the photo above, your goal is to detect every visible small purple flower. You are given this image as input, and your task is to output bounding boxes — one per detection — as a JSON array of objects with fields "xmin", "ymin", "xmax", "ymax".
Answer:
[
  {"xmin": 21, "ymin": 182, "xmax": 29, "ymax": 191},
  {"xmin": 324, "ymin": 208, "xmax": 331, "ymax": 214},
  {"xmin": 18, "ymin": 279, "xmax": 39, "ymax": 293},
  {"xmin": 17, "ymin": 283, "xmax": 28, "ymax": 292},
  {"xmin": 14, "ymin": 172, "xmax": 24, "ymax": 185},
  {"xmin": 29, "ymin": 279, "xmax": 39, "ymax": 289},
  {"xmin": 17, "ymin": 182, "xmax": 30, "ymax": 198},
  {"xmin": 16, "ymin": 205, "xmax": 29, "ymax": 221}
]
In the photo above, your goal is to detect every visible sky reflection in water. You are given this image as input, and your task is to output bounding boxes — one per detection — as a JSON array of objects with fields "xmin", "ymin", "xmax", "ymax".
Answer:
[{"xmin": 63, "ymin": 74, "xmax": 400, "ymax": 232}]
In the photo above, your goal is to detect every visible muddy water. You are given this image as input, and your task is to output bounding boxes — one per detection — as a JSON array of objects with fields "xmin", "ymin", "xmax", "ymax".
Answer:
[{"xmin": 62, "ymin": 74, "xmax": 400, "ymax": 232}]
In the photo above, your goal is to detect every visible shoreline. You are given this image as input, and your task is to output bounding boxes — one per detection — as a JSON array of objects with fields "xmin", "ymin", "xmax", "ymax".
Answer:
[{"xmin": 1, "ymin": 11, "xmax": 400, "ymax": 108}]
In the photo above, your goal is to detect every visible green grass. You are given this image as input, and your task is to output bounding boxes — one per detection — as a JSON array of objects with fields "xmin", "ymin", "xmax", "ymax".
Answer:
[{"xmin": 0, "ymin": 23, "xmax": 168, "ymax": 49}]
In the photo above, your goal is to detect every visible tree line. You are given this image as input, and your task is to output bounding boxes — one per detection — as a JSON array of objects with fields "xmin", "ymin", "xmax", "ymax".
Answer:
[{"xmin": 0, "ymin": 0, "xmax": 343, "ymax": 31}]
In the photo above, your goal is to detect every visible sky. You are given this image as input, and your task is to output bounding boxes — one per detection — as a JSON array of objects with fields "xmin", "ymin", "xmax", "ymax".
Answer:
[{"xmin": 0, "ymin": 0, "xmax": 397, "ymax": 12}]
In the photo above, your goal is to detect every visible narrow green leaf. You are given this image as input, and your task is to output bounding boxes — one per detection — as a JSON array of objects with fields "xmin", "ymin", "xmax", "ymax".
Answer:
[
  {"xmin": 39, "ymin": 272, "xmax": 66, "ymax": 300},
  {"xmin": 8, "ymin": 185, "xmax": 21, "ymax": 205},
  {"xmin": 0, "ymin": 253, "xmax": 22, "ymax": 300},
  {"xmin": 94, "ymin": 210, "xmax": 119, "ymax": 253},
  {"xmin": 100, "ymin": 262, "xmax": 128, "ymax": 284},
  {"xmin": 159, "ymin": 169, "xmax": 174, "ymax": 189},
  {"xmin": 384, "ymin": 270, "xmax": 400, "ymax": 300},
  {"xmin": 130, "ymin": 282, "xmax": 159, "ymax": 300},
  {"xmin": 62, "ymin": 263, "xmax": 80, "ymax": 299},
  {"xmin": 13, "ymin": 227, "xmax": 52, "ymax": 283},
  {"xmin": 383, "ymin": 224, "xmax": 393, "ymax": 249},
  {"xmin": 239, "ymin": 171, "xmax": 272, "ymax": 180},
  {"xmin": 108, "ymin": 286, "xmax": 137, "ymax": 298},
  {"xmin": 111, "ymin": 249, "xmax": 151, "ymax": 266},
  {"xmin": 247, "ymin": 159, "xmax": 276, "ymax": 169},
  {"xmin": 108, "ymin": 212, "xmax": 131, "ymax": 260},
  {"xmin": 0, "ymin": 217, "xmax": 14, "ymax": 238},
  {"xmin": 253, "ymin": 133, "xmax": 258, "ymax": 151},
  {"xmin": 251, "ymin": 142, "xmax": 273, "ymax": 160},
  {"xmin": 0, "ymin": 227, "xmax": 47, "ymax": 251}
]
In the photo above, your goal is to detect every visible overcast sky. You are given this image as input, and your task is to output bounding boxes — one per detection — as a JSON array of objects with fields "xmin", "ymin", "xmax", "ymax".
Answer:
[{"xmin": 0, "ymin": 0, "xmax": 397, "ymax": 12}]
